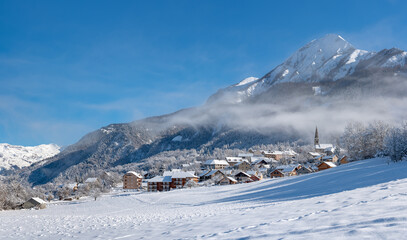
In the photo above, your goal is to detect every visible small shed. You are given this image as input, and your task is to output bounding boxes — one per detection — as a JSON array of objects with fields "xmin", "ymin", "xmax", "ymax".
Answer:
[{"xmin": 22, "ymin": 197, "xmax": 46, "ymax": 209}]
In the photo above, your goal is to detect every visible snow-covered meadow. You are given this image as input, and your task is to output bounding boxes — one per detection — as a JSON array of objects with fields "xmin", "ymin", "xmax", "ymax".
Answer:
[{"xmin": 1, "ymin": 158, "xmax": 407, "ymax": 239}]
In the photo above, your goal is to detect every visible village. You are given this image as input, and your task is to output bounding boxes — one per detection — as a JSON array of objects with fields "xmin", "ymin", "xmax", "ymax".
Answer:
[
  {"xmin": 122, "ymin": 128, "xmax": 349, "ymax": 192},
  {"xmin": 19, "ymin": 128, "xmax": 350, "ymax": 209},
  {"xmin": 125, "ymin": 128, "xmax": 348, "ymax": 191}
]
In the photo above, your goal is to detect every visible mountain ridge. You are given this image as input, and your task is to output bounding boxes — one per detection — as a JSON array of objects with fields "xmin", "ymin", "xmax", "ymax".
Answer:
[
  {"xmin": 0, "ymin": 143, "xmax": 60, "ymax": 172},
  {"xmin": 208, "ymin": 34, "xmax": 407, "ymax": 104}
]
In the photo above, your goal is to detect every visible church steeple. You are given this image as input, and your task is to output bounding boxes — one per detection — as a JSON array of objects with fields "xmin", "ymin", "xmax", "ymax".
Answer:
[{"xmin": 314, "ymin": 126, "xmax": 319, "ymax": 146}]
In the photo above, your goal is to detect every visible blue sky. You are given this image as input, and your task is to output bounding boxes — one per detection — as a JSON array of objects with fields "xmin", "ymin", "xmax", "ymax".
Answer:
[{"xmin": 1, "ymin": 0, "xmax": 407, "ymax": 146}]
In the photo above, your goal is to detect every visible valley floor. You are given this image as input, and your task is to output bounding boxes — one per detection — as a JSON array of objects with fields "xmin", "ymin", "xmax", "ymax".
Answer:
[{"xmin": 1, "ymin": 158, "xmax": 407, "ymax": 239}]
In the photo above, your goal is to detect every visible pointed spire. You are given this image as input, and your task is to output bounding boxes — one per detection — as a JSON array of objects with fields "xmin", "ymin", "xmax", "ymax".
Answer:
[{"xmin": 314, "ymin": 126, "xmax": 319, "ymax": 146}]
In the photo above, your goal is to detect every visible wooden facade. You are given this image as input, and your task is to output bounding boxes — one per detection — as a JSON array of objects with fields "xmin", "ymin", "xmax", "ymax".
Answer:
[
  {"xmin": 270, "ymin": 169, "xmax": 284, "ymax": 178},
  {"xmin": 234, "ymin": 172, "xmax": 252, "ymax": 183},
  {"xmin": 217, "ymin": 176, "xmax": 237, "ymax": 185}
]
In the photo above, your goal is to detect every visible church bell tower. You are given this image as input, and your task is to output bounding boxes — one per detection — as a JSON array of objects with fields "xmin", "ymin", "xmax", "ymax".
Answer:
[{"xmin": 314, "ymin": 127, "xmax": 319, "ymax": 146}]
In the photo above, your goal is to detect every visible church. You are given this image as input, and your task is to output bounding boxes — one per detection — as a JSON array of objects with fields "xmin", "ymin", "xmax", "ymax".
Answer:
[{"xmin": 313, "ymin": 127, "xmax": 335, "ymax": 155}]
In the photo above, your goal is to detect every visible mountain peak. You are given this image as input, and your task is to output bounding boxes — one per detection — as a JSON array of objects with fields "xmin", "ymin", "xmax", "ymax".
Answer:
[
  {"xmin": 259, "ymin": 33, "xmax": 360, "ymax": 85},
  {"xmin": 297, "ymin": 33, "xmax": 354, "ymax": 60}
]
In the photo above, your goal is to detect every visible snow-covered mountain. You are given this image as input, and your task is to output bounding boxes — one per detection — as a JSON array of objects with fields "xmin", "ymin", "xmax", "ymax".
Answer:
[
  {"xmin": 0, "ymin": 143, "xmax": 60, "ymax": 172},
  {"xmin": 208, "ymin": 34, "xmax": 407, "ymax": 104},
  {"xmin": 20, "ymin": 34, "xmax": 407, "ymax": 186}
]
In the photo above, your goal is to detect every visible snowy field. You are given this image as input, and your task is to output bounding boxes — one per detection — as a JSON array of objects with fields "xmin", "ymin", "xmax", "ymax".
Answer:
[{"xmin": 1, "ymin": 158, "xmax": 407, "ymax": 239}]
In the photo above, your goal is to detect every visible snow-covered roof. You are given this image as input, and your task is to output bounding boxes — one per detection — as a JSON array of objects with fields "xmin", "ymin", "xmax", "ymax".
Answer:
[
  {"xmin": 201, "ymin": 169, "xmax": 224, "ymax": 177},
  {"xmin": 171, "ymin": 171, "xmax": 197, "ymax": 178},
  {"xmin": 30, "ymin": 197, "xmax": 46, "ymax": 204},
  {"xmin": 204, "ymin": 159, "xmax": 229, "ymax": 166},
  {"xmin": 271, "ymin": 151, "xmax": 283, "ymax": 155},
  {"xmin": 148, "ymin": 176, "xmax": 172, "ymax": 183},
  {"xmin": 238, "ymin": 153, "xmax": 253, "ymax": 157},
  {"xmin": 235, "ymin": 160, "xmax": 250, "ymax": 166},
  {"xmin": 126, "ymin": 171, "xmax": 143, "ymax": 178},
  {"xmin": 85, "ymin": 178, "xmax": 98, "ymax": 183},
  {"xmin": 224, "ymin": 176, "xmax": 237, "ymax": 182},
  {"xmin": 235, "ymin": 171, "xmax": 251, "ymax": 177},
  {"xmin": 321, "ymin": 161, "xmax": 337, "ymax": 167},
  {"xmin": 163, "ymin": 170, "xmax": 197, "ymax": 178},
  {"xmin": 284, "ymin": 150, "xmax": 297, "ymax": 156},
  {"xmin": 315, "ymin": 144, "xmax": 334, "ymax": 150},
  {"xmin": 251, "ymin": 157, "xmax": 277, "ymax": 165},
  {"xmin": 275, "ymin": 165, "xmax": 298, "ymax": 173},
  {"xmin": 308, "ymin": 152, "xmax": 321, "ymax": 157}
]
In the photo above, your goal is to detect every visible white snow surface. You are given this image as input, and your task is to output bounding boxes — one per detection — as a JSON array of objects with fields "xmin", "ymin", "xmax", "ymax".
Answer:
[
  {"xmin": 0, "ymin": 143, "xmax": 60, "ymax": 171},
  {"xmin": 1, "ymin": 158, "xmax": 407, "ymax": 239},
  {"xmin": 236, "ymin": 77, "xmax": 259, "ymax": 86}
]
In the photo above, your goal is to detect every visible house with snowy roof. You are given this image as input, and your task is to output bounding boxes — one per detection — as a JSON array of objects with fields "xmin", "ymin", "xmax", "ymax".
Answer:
[
  {"xmin": 163, "ymin": 170, "xmax": 198, "ymax": 189},
  {"xmin": 317, "ymin": 161, "xmax": 337, "ymax": 171},
  {"xmin": 199, "ymin": 169, "xmax": 225, "ymax": 182},
  {"xmin": 123, "ymin": 171, "xmax": 143, "ymax": 190},
  {"xmin": 234, "ymin": 160, "xmax": 251, "ymax": 172},
  {"xmin": 22, "ymin": 197, "xmax": 46, "ymax": 209},
  {"xmin": 269, "ymin": 151, "xmax": 284, "ymax": 160},
  {"xmin": 296, "ymin": 165, "xmax": 313, "ymax": 175},
  {"xmin": 147, "ymin": 176, "xmax": 172, "ymax": 192},
  {"xmin": 216, "ymin": 176, "xmax": 237, "ymax": 185},
  {"xmin": 234, "ymin": 171, "xmax": 252, "ymax": 183},
  {"xmin": 270, "ymin": 165, "xmax": 300, "ymax": 178},
  {"xmin": 251, "ymin": 157, "xmax": 277, "ymax": 167},
  {"xmin": 204, "ymin": 159, "xmax": 229, "ymax": 169}
]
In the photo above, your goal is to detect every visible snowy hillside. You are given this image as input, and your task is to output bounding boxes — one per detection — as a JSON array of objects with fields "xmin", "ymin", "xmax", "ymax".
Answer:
[
  {"xmin": 2, "ymin": 158, "xmax": 407, "ymax": 239},
  {"xmin": 0, "ymin": 143, "xmax": 60, "ymax": 171}
]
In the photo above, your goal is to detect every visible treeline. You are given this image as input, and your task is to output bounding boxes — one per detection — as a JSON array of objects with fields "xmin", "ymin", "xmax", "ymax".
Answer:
[{"xmin": 341, "ymin": 121, "xmax": 407, "ymax": 161}]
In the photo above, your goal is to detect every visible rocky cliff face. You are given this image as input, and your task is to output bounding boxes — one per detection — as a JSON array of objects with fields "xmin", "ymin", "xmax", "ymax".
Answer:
[{"xmin": 22, "ymin": 34, "xmax": 407, "ymax": 185}]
